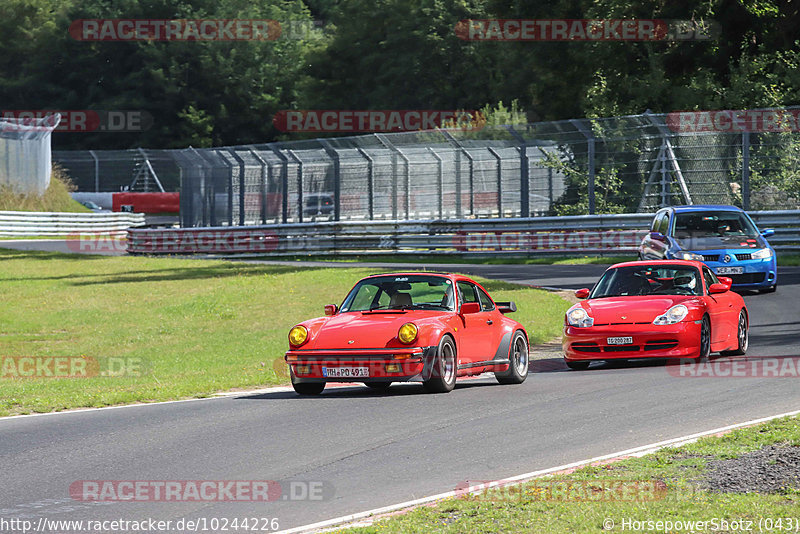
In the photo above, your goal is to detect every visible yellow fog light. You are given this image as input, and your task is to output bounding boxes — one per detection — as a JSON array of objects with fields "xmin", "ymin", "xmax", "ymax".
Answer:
[
  {"xmin": 385, "ymin": 363, "xmax": 401, "ymax": 373},
  {"xmin": 398, "ymin": 323, "xmax": 418, "ymax": 344},
  {"xmin": 289, "ymin": 325, "xmax": 308, "ymax": 347}
]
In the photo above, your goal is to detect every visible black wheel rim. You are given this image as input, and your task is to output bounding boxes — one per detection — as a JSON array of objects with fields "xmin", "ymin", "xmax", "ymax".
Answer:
[
  {"xmin": 738, "ymin": 313, "xmax": 748, "ymax": 351},
  {"xmin": 701, "ymin": 319, "xmax": 710, "ymax": 357}
]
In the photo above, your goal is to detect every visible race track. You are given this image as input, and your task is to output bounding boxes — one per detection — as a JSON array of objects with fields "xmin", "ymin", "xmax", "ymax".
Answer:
[{"xmin": 1, "ymin": 258, "xmax": 799, "ymax": 532}]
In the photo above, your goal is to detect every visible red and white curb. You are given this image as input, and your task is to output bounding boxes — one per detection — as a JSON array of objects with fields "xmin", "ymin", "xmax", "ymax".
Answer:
[{"xmin": 277, "ymin": 408, "xmax": 800, "ymax": 534}]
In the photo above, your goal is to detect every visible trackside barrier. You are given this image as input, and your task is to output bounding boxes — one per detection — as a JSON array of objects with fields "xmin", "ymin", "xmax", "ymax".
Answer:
[
  {"xmin": 0, "ymin": 211, "xmax": 145, "ymax": 237},
  {"xmin": 126, "ymin": 210, "xmax": 800, "ymax": 256}
]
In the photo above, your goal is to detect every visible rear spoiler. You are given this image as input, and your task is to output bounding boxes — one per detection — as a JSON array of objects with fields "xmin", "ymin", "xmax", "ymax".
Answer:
[{"xmin": 496, "ymin": 301, "xmax": 517, "ymax": 314}]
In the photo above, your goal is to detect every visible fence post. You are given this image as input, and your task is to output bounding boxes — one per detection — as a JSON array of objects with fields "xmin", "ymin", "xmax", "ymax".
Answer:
[
  {"xmin": 505, "ymin": 126, "xmax": 529, "ymax": 217},
  {"xmin": 215, "ymin": 150, "xmax": 234, "ymax": 226},
  {"xmin": 247, "ymin": 146, "xmax": 268, "ymax": 225},
  {"xmin": 428, "ymin": 148, "xmax": 444, "ymax": 219},
  {"xmin": 320, "ymin": 140, "xmax": 341, "ymax": 222},
  {"xmin": 570, "ymin": 119, "xmax": 596, "ymax": 215},
  {"xmin": 356, "ymin": 148, "xmax": 374, "ymax": 220},
  {"xmin": 487, "ymin": 147, "xmax": 503, "ymax": 217},
  {"xmin": 377, "ymin": 134, "xmax": 408, "ymax": 220},
  {"xmin": 286, "ymin": 149, "xmax": 303, "ymax": 223},
  {"xmin": 742, "ymin": 131, "xmax": 751, "ymax": 210},
  {"xmin": 89, "ymin": 150, "xmax": 99, "ymax": 192},
  {"xmin": 228, "ymin": 149, "xmax": 246, "ymax": 226},
  {"xmin": 268, "ymin": 144, "xmax": 289, "ymax": 223}
]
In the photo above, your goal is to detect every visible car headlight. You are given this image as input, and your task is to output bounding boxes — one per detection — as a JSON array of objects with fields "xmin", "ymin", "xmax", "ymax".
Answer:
[
  {"xmin": 752, "ymin": 248, "xmax": 773, "ymax": 260},
  {"xmin": 675, "ymin": 251, "xmax": 704, "ymax": 261},
  {"xmin": 567, "ymin": 307, "xmax": 594, "ymax": 328},
  {"xmin": 398, "ymin": 322, "xmax": 418, "ymax": 344},
  {"xmin": 288, "ymin": 325, "xmax": 309, "ymax": 347},
  {"xmin": 653, "ymin": 304, "xmax": 689, "ymax": 325}
]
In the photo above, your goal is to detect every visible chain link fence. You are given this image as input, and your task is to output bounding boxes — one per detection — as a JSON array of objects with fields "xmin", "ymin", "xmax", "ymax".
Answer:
[{"xmin": 52, "ymin": 109, "xmax": 800, "ymax": 227}]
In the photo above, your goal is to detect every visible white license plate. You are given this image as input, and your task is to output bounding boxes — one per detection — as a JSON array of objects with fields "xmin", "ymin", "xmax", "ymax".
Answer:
[
  {"xmin": 716, "ymin": 267, "xmax": 744, "ymax": 275},
  {"xmin": 322, "ymin": 367, "xmax": 369, "ymax": 378},
  {"xmin": 607, "ymin": 337, "xmax": 633, "ymax": 345}
]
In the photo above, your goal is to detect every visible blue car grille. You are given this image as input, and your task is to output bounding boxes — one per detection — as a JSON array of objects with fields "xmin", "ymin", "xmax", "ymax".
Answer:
[
  {"xmin": 735, "ymin": 253, "xmax": 752, "ymax": 261},
  {"xmin": 702, "ymin": 254, "xmax": 719, "ymax": 262},
  {"xmin": 728, "ymin": 273, "xmax": 766, "ymax": 284}
]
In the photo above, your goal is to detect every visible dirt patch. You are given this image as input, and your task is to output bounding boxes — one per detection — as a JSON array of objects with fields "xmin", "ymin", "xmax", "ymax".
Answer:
[{"xmin": 703, "ymin": 445, "xmax": 800, "ymax": 494}]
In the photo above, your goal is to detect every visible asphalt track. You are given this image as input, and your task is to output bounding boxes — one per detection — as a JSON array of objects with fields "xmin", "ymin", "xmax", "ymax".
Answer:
[{"xmin": 1, "ymin": 242, "xmax": 800, "ymax": 532}]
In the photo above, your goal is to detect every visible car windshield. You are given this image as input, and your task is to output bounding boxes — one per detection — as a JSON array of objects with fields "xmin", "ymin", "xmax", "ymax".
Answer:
[
  {"xmin": 590, "ymin": 265, "xmax": 702, "ymax": 298},
  {"xmin": 673, "ymin": 211, "xmax": 760, "ymax": 239},
  {"xmin": 340, "ymin": 275, "xmax": 455, "ymax": 312}
]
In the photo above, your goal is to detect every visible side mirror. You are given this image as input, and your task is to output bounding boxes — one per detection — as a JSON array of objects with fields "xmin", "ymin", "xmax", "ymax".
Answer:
[
  {"xmin": 575, "ymin": 288, "xmax": 590, "ymax": 299},
  {"xmin": 709, "ymin": 283, "xmax": 728, "ymax": 294},
  {"xmin": 717, "ymin": 276, "xmax": 733, "ymax": 290},
  {"xmin": 324, "ymin": 304, "xmax": 338, "ymax": 316},
  {"xmin": 460, "ymin": 302, "xmax": 481, "ymax": 315},
  {"xmin": 496, "ymin": 301, "xmax": 517, "ymax": 313},
  {"xmin": 761, "ymin": 228, "xmax": 775, "ymax": 238},
  {"xmin": 649, "ymin": 231, "xmax": 666, "ymax": 242}
]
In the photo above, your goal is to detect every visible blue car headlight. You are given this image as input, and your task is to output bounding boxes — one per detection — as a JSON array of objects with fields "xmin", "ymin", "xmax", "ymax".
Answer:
[
  {"xmin": 675, "ymin": 251, "xmax": 704, "ymax": 261},
  {"xmin": 751, "ymin": 248, "xmax": 773, "ymax": 260}
]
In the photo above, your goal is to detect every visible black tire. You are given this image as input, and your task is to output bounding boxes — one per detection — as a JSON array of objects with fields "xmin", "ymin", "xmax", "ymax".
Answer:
[
  {"xmin": 495, "ymin": 331, "xmax": 529, "ymax": 384},
  {"xmin": 721, "ymin": 310, "xmax": 748, "ymax": 356},
  {"xmin": 565, "ymin": 360, "xmax": 591, "ymax": 370},
  {"xmin": 762, "ymin": 282, "xmax": 777, "ymax": 293},
  {"xmin": 291, "ymin": 381, "xmax": 325, "ymax": 395},
  {"xmin": 364, "ymin": 382, "xmax": 392, "ymax": 391},
  {"xmin": 695, "ymin": 315, "xmax": 711, "ymax": 362},
  {"xmin": 423, "ymin": 336, "xmax": 457, "ymax": 393}
]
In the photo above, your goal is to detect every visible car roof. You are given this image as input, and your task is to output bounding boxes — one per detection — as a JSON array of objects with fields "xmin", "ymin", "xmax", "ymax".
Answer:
[
  {"xmin": 668, "ymin": 204, "xmax": 744, "ymax": 213},
  {"xmin": 363, "ymin": 272, "xmax": 477, "ymax": 283},
  {"xmin": 609, "ymin": 259, "xmax": 705, "ymax": 269}
]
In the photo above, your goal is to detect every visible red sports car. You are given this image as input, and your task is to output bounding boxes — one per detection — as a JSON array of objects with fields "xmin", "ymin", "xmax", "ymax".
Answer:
[
  {"xmin": 563, "ymin": 260, "xmax": 749, "ymax": 370},
  {"xmin": 285, "ymin": 273, "xmax": 530, "ymax": 394}
]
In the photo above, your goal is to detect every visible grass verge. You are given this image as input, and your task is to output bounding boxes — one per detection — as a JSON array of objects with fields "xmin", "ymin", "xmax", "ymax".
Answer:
[
  {"xmin": 0, "ymin": 166, "xmax": 90, "ymax": 213},
  {"xmin": 0, "ymin": 249, "xmax": 570, "ymax": 417},
  {"xmin": 337, "ymin": 415, "xmax": 800, "ymax": 533},
  {"xmin": 248, "ymin": 254, "xmax": 636, "ymax": 265}
]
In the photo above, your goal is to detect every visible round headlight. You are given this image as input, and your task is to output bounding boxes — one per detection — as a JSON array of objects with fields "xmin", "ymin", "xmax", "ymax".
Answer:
[
  {"xmin": 567, "ymin": 307, "xmax": 594, "ymax": 328},
  {"xmin": 398, "ymin": 322, "xmax": 418, "ymax": 344},
  {"xmin": 653, "ymin": 304, "xmax": 689, "ymax": 325},
  {"xmin": 288, "ymin": 325, "xmax": 308, "ymax": 346}
]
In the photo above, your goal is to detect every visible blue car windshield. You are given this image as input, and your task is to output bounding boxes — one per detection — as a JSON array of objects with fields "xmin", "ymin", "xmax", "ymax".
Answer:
[
  {"xmin": 341, "ymin": 275, "xmax": 455, "ymax": 312},
  {"xmin": 591, "ymin": 265, "xmax": 702, "ymax": 298},
  {"xmin": 673, "ymin": 211, "xmax": 759, "ymax": 239}
]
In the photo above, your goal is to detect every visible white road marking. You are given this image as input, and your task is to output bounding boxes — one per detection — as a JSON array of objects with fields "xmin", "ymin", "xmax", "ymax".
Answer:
[{"xmin": 277, "ymin": 408, "xmax": 800, "ymax": 534}]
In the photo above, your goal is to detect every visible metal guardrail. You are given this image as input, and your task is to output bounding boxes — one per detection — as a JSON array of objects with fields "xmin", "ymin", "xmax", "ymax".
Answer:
[
  {"xmin": 127, "ymin": 210, "xmax": 800, "ymax": 256},
  {"xmin": 0, "ymin": 211, "xmax": 146, "ymax": 237}
]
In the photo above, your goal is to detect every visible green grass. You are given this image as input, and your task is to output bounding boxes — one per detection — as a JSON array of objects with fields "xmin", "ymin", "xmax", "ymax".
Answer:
[
  {"xmin": 338, "ymin": 416, "xmax": 800, "ymax": 533},
  {"xmin": 0, "ymin": 249, "xmax": 570, "ymax": 417},
  {"xmin": 779, "ymin": 254, "xmax": 800, "ymax": 266},
  {"xmin": 0, "ymin": 166, "xmax": 90, "ymax": 213}
]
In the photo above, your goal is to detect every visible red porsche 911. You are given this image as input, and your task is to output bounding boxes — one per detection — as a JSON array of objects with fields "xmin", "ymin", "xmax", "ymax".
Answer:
[
  {"xmin": 285, "ymin": 273, "xmax": 530, "ymax": 395},
  {"xmin": 563, "ymin": 260, "xmax": 749, "ymax": 370}
]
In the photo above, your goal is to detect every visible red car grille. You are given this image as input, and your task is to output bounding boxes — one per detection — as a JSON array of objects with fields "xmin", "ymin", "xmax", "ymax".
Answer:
[
  {"xmin": 644, "ymin": 340, "xmax": 679, "ymax": 351},
  {"xmin": 571, "ymin": 342, "xmax": 601, "ymax": 353}
]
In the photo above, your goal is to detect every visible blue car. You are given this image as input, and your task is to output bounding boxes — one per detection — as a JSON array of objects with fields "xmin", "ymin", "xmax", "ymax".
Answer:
[{"xmin": 639, "ymin": 205, "xmax": 777, "ymax": 293}]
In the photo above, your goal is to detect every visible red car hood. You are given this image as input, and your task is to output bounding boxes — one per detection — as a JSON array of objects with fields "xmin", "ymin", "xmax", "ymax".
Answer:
[
  {"xmin": 582, "ymin": 296, "xmax": 701, "ymax": 323},
  {"xmin": 307, "ymin": 311, "xmax": 444, "ymax": 349}
]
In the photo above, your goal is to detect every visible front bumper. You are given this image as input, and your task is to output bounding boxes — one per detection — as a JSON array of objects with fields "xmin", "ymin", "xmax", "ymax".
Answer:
[
  {"xmin": 285, "ymin": 346, "xmax": 438, "ymax": 383},
  {"xmin": 674, "ymin": 250, "xmax": 777, "ymax": 289},
  {"xmin": 563, "ymin": 321, "xmax": 701, "ymax": 361}
]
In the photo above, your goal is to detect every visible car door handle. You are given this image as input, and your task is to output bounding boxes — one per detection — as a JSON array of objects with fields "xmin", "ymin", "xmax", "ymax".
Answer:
[{"xmin": 486, "ymin": 319, "xmax": 493, "ymax": 325}]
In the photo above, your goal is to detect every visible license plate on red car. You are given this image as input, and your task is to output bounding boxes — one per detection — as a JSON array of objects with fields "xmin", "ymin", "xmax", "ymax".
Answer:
[
  {"xmin": 716, "ymin": 267, "xmax": 743, "ymax": 275},
  {"xmin": 322, "ymin": 367, "xmax": 369, "ymax": 378},
  {"xmin": 607, "ymin": 337, "xmax": 633, "ymax": 345}
]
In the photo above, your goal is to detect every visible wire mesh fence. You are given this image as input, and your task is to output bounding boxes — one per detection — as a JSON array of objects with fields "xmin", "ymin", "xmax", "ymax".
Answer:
[{"xmin": 52, "ymin": 109, "xmax": 800, "ymax": 227}]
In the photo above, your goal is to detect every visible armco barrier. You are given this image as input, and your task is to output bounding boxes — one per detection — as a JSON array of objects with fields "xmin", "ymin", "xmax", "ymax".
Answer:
[
  {"xmin": 0, "ymin": 211, "xmax": 146, "ymax": 237},
  {"xmin": 127, "ymin": 210, "xmax": 800, "ymax": 256}
]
